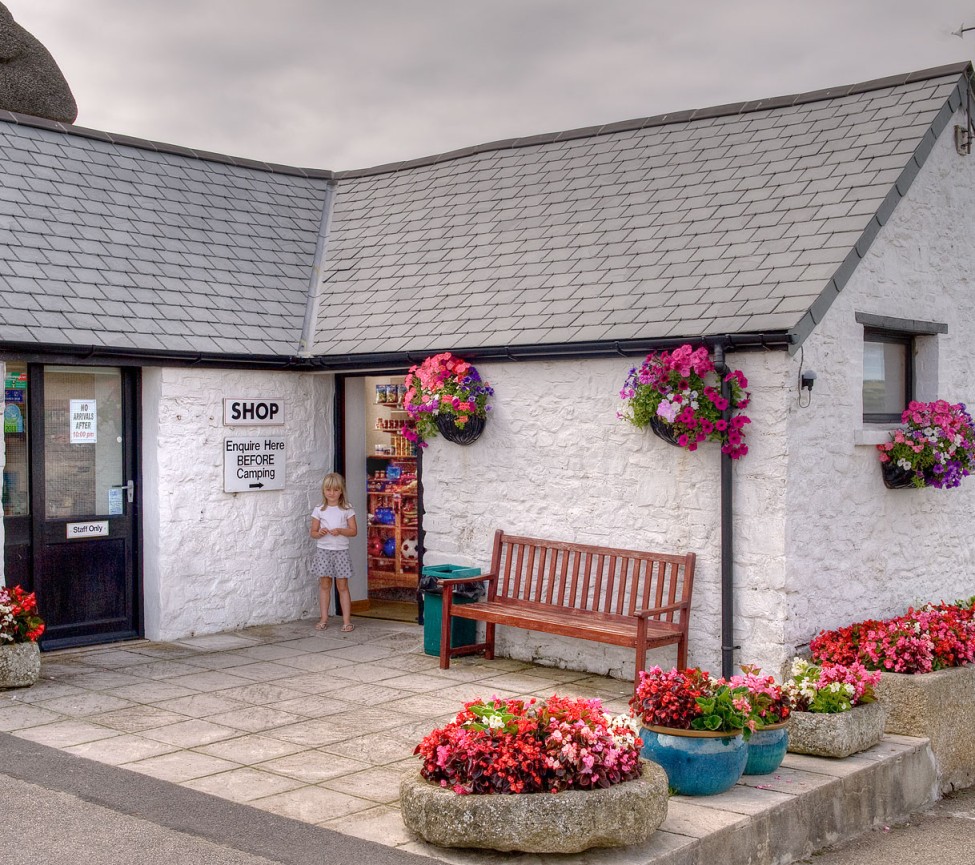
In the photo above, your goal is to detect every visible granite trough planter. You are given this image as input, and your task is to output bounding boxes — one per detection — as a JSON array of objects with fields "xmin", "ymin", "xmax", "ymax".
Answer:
[
  {"xmin": 876, "ymin": 665, "xmax": 975, "ymax": 791},
  {"xmin": 787, "ymin": 701, "xmax": 887, "ymax": 758},
  {"xmin": 399, "ymin": 761, "xmax": 669, "ymax": 853},
  {"xmin": 0, "ymin": 641, "xmax": 41, "ymax": 689}
]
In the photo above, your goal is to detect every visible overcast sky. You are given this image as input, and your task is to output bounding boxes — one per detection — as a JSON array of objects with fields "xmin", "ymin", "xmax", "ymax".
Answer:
[{"xmin": 11, "ymin": 1, "xmax": 975, "ymax": 171}]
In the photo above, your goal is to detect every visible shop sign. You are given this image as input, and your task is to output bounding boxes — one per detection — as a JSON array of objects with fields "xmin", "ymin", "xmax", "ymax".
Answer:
[
  {"xmin": 69, "ymin": 399, "xmax": 97, "ymax": 443},
  {"xmin": 224, "ymin": 437, "xmax": 286, "ymax": 492},
  {"xmin": 66, "ymin": 521, "xmax": 109, "ymax": 539},
  {"xmin": 223, "ymin": 399, "xmax": 284, "ymax": 426}
]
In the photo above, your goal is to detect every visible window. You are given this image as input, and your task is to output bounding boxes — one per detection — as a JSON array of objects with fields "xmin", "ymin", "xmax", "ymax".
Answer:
[{"xmin": 862, "ymin": 329, "xmax": 912, "ymax": 423}]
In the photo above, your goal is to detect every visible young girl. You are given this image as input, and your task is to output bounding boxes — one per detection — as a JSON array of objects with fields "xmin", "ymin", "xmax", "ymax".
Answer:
[{"xmin": 310, "ymin": 472, "xmax": 357, "ymax": 632}]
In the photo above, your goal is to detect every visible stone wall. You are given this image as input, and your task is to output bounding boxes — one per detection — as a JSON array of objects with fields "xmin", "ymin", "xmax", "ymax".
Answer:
[
  {"xmin": 419, "ymin": 352, "xmax": 792, "ymax": 677},
  {"xmin": 0, "ymin": 360, "xmax": 4, "ymax": 583},
  {"xmin": 419, "ymin": 113, "xmax": 975, "ymax": 678},
  {"xmin": 783, "ymin": 110, "xmax": 975, "ymax": 656},
  {"xmin": 142, "ymin": 367, "xmax": 333, "ymax": 640}
]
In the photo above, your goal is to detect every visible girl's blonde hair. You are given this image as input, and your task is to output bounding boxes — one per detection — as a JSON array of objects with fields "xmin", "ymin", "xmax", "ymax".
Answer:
[{"xmin": 321, "ymin": 472, "xmax": 350, "ymax": 508}]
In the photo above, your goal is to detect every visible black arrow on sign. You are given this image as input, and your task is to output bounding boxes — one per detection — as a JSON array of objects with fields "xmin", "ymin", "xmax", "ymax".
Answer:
[{"xmin": 249, "ymin": 483, "xmax": 265, "ymax": 489}]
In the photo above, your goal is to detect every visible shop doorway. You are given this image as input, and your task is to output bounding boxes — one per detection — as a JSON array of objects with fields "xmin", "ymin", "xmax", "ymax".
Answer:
[
  {"xmin": 341, "ymin": 374, "xmax": 421, "ymax": 623},
  {"xmin": 2, "ymin": 363, "xmax": 142, "ymax": 649}
]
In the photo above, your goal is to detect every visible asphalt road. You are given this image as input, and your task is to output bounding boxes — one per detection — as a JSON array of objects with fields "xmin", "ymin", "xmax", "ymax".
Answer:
[
  {"xmin": 0, "ymin": 733, "xmax": 435, "ymax": 865},
  {"xmin": 796, "ymin": 786, "xmax": 975, "ymax": 865}
]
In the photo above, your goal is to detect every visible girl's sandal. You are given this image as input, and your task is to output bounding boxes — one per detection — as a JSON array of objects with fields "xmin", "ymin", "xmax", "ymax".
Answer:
[
  {"xmin": 341, "ymin": 623, "xmax": 355, "ymax": 632},
  {"xmin": 315, "ymin": 621, "xmax": 328, "ymax": 631}
]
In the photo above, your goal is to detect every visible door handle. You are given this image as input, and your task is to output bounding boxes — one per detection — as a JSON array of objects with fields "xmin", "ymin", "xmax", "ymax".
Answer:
[{"xmin": 126, "ymin": 479, "xmax": 135, "ymax": 503}]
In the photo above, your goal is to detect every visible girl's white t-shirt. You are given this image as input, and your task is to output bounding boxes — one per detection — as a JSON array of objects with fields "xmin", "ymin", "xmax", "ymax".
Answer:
[{"xmin": 312, "ymin": 505, "xmax": 355, "ymax": 551}]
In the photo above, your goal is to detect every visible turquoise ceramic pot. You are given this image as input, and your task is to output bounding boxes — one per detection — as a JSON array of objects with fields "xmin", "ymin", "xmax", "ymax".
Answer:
[
  {"xmin": 743, "ymin": 723, "xmax": 789, "ymax": 775},
  {"xmin": 640, "ymin": 726, "xmax": 747, "ymax": 796}
]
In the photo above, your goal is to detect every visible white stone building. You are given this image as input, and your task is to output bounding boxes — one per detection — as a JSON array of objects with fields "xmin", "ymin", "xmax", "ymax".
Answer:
[{"xmin": 2, "ymin": 63, "xmax": 974, "ymax": 680}]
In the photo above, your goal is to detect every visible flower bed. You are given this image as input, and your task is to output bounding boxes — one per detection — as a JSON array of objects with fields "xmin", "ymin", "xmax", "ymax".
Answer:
[
  {"xmin": 809, "ymin": 602, "xmax": 975, "ymax": 674},
  {"xmin": 0, "ymin": 585, "xmax": 44, "ymax": 689},
  {"xmin": 628, "ymin": 665, "xmax": 756, "ymax": 737},
  {"xmin": 414, "ymin": 695, "xmax": 643, "ymax": 794},
  {"xmin": 404, "ymin": 695, "xmax": 667, "ymax": 851},
  {"xmin": 782, "ymin": 658, "xmax": 885, "ymax": 758},
  {"xmin": 0, "ymin": 585, "xmax": 44, "ymax": 644},
  {"xmin": 808, "ymin": 602, "xmax": 975, "ymax": 788}
]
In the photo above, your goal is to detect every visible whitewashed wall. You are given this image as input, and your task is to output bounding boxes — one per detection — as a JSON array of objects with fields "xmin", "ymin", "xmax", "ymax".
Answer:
[
  {"xmin": 783, "ymin": 111, "xmax": 975, "ymax": 656},
  {"xmin": 142, "ymin": 367, "xmax": 333, "ymax": 640},
  {"xmin": 420, "ymin": 352, "xmax": 791, "ymax": 679},
  {"xmin": 0, "ymin": 360, "xmax": 5, "ymax": 584}
]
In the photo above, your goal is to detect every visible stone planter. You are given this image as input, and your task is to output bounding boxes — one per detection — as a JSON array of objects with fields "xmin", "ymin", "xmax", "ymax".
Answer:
[
  {"xmin": 0, "ymin": 641, "xmax": 41, "ymax": 688},
  {"xmin": 787, "ymin": 701, "xmax": 887, "ymax": 758},
  {"xmin": 876, "ymin": 666, "xmax": 975, "ymax": 791},
  {"xmin": 399, "ymin": 761, "xmax": 668, "ymax": 853}
]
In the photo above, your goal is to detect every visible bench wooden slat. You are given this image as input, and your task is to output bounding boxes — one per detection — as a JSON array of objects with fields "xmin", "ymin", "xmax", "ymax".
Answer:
[
  {"xmin": 450, "ymin": 600, "xmax": 684, "ymax": 648},
  {"xmin": 440, "ymin": 529, "xmax": 696, "ymax": 692}
]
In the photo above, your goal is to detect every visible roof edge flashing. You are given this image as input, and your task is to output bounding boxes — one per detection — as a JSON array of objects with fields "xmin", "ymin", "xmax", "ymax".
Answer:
[{"xmin": 335, "ymin": 62, "xmax": 974, "ymax": 180}]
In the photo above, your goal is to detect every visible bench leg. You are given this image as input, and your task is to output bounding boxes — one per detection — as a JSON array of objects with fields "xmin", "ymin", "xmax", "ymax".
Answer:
[
  {"xmin": 439, "ymin": 590, "xmax": 453, "ymax": 670},
  {"xmin": 677, "ymin": 637, "xmax": 687, "ymax": 670},
  {"xmin": 484, "ymin": 622, "xmax": 495, "ymax": 660},
  {"xmin": 634, "ymin": 618, "xmax": 649, "ymax": 697},
  {"xmin": 634, "ymin": 643, "xmax": 647, "ymax": 697}
]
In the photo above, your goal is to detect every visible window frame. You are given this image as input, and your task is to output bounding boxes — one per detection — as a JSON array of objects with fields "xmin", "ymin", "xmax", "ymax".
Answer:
[{"xmin": 861, "ymin": 328, "xmax": 914, "ymax": 425}]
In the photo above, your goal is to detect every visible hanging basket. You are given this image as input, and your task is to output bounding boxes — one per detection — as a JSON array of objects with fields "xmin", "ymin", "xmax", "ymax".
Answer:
[
  {"xmin": 434, "ymin": 414, "xmax": 486, "ymax": 445},
  {"xmin": 881, "ymin": 461, "xmax": 921, "ymax": 490},
  {"xmin": 648, "ymin": 415, "xmax": 682, "ymax": 447}
]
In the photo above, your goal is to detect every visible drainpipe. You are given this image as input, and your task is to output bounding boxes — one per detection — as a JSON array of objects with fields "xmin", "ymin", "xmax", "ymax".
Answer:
[{"xmin": 713, "ymin": 344, "xmax": 737, "ymax": 678}]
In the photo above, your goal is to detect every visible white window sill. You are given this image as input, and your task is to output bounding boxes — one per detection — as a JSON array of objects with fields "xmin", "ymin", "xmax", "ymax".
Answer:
[{"xmin": 855, "ymin": 426, "xmax": 898, "ymax": 446}]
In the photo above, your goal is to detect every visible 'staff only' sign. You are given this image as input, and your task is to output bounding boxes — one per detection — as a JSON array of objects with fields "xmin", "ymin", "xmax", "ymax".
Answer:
[
  {"xmin": 224, "ymin": 437, "xmax": 286, "ymax": 492},
  {"xmin": 223, "ymin": 399, "xmax": 284, "ymax": 426}
]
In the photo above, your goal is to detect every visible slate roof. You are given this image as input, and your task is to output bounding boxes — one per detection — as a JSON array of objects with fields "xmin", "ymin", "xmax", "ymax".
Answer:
[
  {"xmin": 310, "ymin": 63, "xmax": 972, "ymax": 358},
  {"xmin": 0, "ymin": 117, "xmax": 332, "ymax": 357},
  {"xmin": 0, "ymin": 63, "xmax": 971, "ymax": 364}
]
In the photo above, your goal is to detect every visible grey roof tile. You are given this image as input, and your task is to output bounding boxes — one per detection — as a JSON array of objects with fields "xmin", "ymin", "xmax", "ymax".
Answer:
[
  {"xmin": 0, "ymin": 120, "xmax": 332, "ymax": 355},
  {"xmin": 0, "ymin": 65, "xmax": 967, "ymax": 359}
]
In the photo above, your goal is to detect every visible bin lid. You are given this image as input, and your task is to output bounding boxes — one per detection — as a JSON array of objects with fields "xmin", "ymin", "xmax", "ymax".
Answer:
[{"xmin": 420, "ymin": 564, "xmax": 481, "ymax": 578}]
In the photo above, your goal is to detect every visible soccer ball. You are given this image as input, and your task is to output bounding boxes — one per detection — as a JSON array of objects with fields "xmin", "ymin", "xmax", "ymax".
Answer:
[{"xmin": 401, "ymin": 538, "xmax": 418, "ymax": 560}]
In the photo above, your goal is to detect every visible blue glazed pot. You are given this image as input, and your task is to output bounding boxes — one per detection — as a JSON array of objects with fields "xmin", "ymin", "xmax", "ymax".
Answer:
[
  {"xmin": 640, "ymin": 726, "xmax": 747, "ymax": 796},
  {"xmin": 743, "ymin": 722, "xmax": 789, "ymax": 775}
]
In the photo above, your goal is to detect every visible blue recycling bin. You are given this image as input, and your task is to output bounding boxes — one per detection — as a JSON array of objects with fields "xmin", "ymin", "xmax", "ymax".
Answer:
[{"xmin": 421, "ymin": 564, "xmax": 481, "ymax": 657}]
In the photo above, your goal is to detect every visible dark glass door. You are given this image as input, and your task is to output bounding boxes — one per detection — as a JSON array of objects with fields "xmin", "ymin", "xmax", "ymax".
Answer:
[
  {"xmin": 30, "ymin": 365, "xmax": 141, "ymax": 648},
  {"xmin": 2, "ymin": 363, "xmax": 30, "ymax": 587}
]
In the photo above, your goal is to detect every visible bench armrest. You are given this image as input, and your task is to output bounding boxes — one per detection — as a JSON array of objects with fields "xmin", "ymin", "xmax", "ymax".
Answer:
[
  {"xmin": 440, "ymin": 572, "xmax": 498, "ymax": 605},
  {"xmin": 634, "ymin": 602, "xmax": 690, "ymax": 619}
]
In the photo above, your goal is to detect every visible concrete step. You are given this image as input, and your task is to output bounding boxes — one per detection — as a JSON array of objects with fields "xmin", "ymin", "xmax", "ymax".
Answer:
[{"xmin": 598, "ymin": 735, "xmax": 938, "ymax": 865}]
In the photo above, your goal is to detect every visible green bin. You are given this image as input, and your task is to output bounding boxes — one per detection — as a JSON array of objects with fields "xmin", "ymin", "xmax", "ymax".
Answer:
[{"xmin": 421, "ymin": 564, "xmax": 481, "ymax": 657}]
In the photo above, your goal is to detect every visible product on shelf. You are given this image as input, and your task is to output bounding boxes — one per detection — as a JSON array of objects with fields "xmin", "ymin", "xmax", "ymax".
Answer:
[{"xmin": 368, "ymin": 386, "xmax": 420, "ymax": 590}]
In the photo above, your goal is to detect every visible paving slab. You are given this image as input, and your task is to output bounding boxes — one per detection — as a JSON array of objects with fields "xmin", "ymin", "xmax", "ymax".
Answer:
[{"xmin": 0, "ymin": 618, "xmax": 944, "ymax": 864}]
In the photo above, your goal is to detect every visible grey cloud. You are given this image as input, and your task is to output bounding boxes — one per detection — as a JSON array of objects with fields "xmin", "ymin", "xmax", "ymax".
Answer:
[{"xmin": 13, "ymin": 0, "xmax": 975, "ymax": 170}]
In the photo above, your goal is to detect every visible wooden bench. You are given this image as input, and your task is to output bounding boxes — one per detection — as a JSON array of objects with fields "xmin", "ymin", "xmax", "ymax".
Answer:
[{"xmin": 439, "ymin": 530, "xmax": 695, "ymax": 688}]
